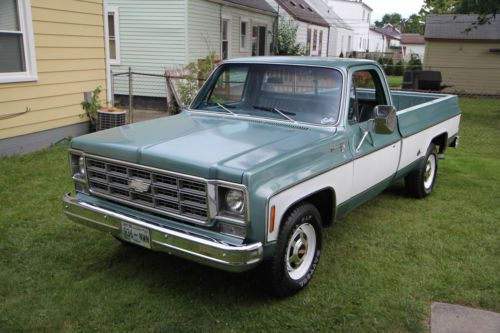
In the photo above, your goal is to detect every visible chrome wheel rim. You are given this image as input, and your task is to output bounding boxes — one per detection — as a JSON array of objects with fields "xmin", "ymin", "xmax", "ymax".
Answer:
[
  {"xmin": 286, "ymin": 223, "xmax": 316, "ymax": 280},
  {"xmin": 423, "ymin": 154, "xmax": 436, "ymax": 190}
]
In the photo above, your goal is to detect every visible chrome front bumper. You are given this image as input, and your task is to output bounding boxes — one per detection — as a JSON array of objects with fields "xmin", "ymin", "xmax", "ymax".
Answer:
[{"xmin": 62, "ymin": 194, "xmax": 263, "ymax": 272}]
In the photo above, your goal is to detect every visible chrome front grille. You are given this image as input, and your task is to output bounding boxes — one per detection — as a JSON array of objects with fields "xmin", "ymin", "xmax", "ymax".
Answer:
[{"xmin": 86, "ymin": 157, "xmax": 209, "ymax": 223}]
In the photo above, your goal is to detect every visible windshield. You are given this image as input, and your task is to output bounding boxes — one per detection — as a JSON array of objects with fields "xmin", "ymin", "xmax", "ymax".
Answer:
[{"xmin": 191, "ymin": 64, "xmax": 343, "ymax": 125}]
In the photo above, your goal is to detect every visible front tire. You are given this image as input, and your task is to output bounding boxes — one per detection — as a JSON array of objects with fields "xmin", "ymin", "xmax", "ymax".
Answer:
[
  {"xmin": 405, "ymin": 143, "xmax": 438, "ymax": 198},
  {"xmin": 267, "ymin": 202, "xmax": 322, "ymax": 297}
]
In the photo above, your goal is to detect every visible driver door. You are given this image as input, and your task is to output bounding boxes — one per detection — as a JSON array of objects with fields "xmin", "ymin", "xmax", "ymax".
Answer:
[{"xmin": 348, "ymin": 69, "xmax": 401, "ymax": 196}]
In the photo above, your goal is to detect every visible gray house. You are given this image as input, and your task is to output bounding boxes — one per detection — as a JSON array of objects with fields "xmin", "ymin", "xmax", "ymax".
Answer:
[{"xmin": 106, "ymin": 0, "xmax": 277, "ymax": 100}]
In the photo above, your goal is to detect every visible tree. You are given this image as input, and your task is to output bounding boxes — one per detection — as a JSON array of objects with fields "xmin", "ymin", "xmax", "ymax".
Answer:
[
  {"xmin": 277, "ymin": 16, "xmax": 305, "ymax": 56},
  {"xmin": 402, "ymin": 14, "xmax": 424, "ymax": 34},
  {"xmin": 375, "ymin": 13, "xmax": 403, "ymax": 29},
  {"xmin": 420, "ymin": 0, "xmax": 499, "ymax": 29}
]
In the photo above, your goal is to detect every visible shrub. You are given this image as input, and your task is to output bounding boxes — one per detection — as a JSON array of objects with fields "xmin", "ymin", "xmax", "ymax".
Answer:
[
  {"xmin": 176, "ymin": 52, "xmax": 218, "ymax": 107},
  {"xmin": 394, "ymin": 60, "xmax": 405, "ymax": 76},
  {"xmin": 277, "ymin": 16, "xmax": 306, "ymax": 55},
  {"xmin": 407, "ymin": 54, "xmax": 423, "ymax": 71}
]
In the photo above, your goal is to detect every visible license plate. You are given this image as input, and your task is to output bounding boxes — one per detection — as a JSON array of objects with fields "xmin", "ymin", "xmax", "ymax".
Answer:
[{"xmin": 121, "ymin": 222, "xmax": 151, "ymax": 248}]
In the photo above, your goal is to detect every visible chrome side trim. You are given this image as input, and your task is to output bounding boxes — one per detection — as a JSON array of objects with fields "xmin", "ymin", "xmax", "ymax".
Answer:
[{"xmin": 62, "ymin": 193, "xmax": 262, "ymax": 272}]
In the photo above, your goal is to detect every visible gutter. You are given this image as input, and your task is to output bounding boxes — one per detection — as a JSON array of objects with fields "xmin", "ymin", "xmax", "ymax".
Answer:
[
  {"xmin": 102, "ymin": 0, "xmax": 112, "ymax": 106},
  {"xmin": 207, "ymin": 0, "xmax": 278, "ymax": 17}
]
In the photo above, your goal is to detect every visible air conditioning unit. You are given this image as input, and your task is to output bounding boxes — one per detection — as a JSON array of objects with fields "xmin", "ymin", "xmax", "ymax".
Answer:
[{"xmin": 97, "ymin": 108, "xmax": 127, "ymax": 131}]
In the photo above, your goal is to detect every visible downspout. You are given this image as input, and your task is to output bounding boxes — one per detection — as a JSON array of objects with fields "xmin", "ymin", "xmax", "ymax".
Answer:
[
  {"xmin": 103, "ymin": 0, "xmax": 112, "ymax": 106},
  {"xmin": 219, "ymin": 4, "xmax": 222, "ymax": 59},
  {"xmin": 326, "ymin": 26, "xmax": 330, "ymax": 57}
]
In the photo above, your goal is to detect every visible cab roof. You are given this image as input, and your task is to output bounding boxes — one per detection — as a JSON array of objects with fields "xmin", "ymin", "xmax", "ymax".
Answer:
[{"xmin": 223, "ymin": 56, "xmax": 378, "ymax": 69}]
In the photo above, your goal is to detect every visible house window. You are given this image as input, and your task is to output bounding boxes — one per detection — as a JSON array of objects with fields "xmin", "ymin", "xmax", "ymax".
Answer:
[
  {"xmin": 222, "ymin": 19, "xmax": 230, "ymax": 59},
  {"xmin": 362, "ymin": 10, "xmax": 365, "ymax": 21},
  {"xmin": 0, "ymin": 0, "xmax": 37, "ymax": 83},
  {"xmin": 306, "ymin": 28, "xmax": 311, "ymax": 56},
  {"xmin": 318, "ymin": 30, "xmax": 323, "ymax": 56},
  {"xmin": 367, "ymin": 12, "xmax": 371, "ymax": 22},
  {"xmin": 312, "ymin": 29, "xmax": 317, "ymax": 51},
  {"xmin": 240, "ymin": 19, "xmax": 248, "ymax": 51},
  {"xmin": 107, "ymin": 6, "xmax": 120, "ymax": 65}
]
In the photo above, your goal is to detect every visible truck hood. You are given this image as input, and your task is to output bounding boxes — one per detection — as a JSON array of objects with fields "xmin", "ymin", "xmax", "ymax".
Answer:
[{"xmin": 71, "ymin": 112, "xmax": 333, "ymax": 183}]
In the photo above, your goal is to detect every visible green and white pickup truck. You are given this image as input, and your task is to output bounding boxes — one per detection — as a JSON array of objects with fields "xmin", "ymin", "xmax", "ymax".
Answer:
[{"xmin": 63, "ymin": 57, "xmax": 461, "ymax": 296}]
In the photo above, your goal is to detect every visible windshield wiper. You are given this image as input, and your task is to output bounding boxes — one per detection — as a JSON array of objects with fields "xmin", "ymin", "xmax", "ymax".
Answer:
[
  {"xmin": 216, "ymin": 103, "xmax": 236, "ymax": 115},
  {"xmin": 253, "ymin": 105, "xmax": 297, "ymax": 123}
]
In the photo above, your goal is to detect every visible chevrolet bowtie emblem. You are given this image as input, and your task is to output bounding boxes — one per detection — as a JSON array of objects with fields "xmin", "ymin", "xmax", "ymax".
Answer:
[{"xmin": 129, "ymin": 179, "xmax": 151, "ymax": 193}]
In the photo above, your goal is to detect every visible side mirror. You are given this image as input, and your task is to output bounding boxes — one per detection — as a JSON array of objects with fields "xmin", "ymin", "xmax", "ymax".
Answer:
[{"xmin": 373, "ymin": 105, "xmax": 397, "ymax": 134}]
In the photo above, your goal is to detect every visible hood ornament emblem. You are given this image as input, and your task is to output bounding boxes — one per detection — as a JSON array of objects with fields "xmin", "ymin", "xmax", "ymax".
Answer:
[{"xmin": 129, "ymin": 179, "xmax": 151, "ymax": 193}]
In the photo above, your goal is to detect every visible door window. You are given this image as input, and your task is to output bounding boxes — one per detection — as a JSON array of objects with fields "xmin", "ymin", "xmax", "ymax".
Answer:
[{"xmin": 348, "ymin": 70, "xmax": 387, "ymax": 124}]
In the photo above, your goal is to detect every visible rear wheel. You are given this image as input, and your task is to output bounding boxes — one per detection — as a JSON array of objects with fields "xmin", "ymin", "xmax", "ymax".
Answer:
[
  {"xmin": 405, "ymin": 143, "xmax": 438, "ymax": 198},
  {"xmin": 267, "ymin": 202, "xmax": 322, "ymax": 297}
]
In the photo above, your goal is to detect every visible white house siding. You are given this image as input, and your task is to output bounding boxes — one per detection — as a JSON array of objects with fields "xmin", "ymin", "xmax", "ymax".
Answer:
[
  {"xmin": 278, "ymin": 8, "xmax": 328, "ymax": 56},
  {"xmin": 329, "ymin": 26, "xmax": 352, "ymax": 56},
  {"xmin": 187, "ymin": 1, "xmax": 275, "ymax": 62},
  {"xmin": 224, "ymin": 6, "xmax": 275, "ymax": 59},
  {"xmin": 108, "ymin": 0, "xmax": 187, "ymax": 97},
  {"xmin": 327, "ymin": 0, "xmax": 371, "ymax": 52},
  {"xmin": 402, "ymin": 44, "xmax": 425, "ymax": 61},
  {"xmin": 187, "ymin": 0, "xmax": 221, "ymax": 62},
  {"xmin": 368, "ymin": 29, "xmax": 385, "ymax": 52}
]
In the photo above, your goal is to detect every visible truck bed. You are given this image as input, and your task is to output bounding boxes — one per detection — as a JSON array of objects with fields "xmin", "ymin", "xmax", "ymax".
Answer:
[{"xmin": 393, "ymin": 90, "xmax": 461, "ymax": 138}]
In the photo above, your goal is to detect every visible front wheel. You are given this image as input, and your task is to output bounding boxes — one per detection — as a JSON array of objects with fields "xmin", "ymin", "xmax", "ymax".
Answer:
[
  {"xmin": 267, "ymin": 202, "xmax": 322, "ymax": 297},
  {"xmin": 405, "ymin": 143, "xmax": 438, "ymax": 198}
]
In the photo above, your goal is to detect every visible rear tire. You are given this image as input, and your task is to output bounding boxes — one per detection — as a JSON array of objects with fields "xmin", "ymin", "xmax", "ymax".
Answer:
[
  {"xmin": 405, "ymin": 143, "xmax": 438, "ymax": 198},
  {"xmin": 266, "ymin": 202, "xmax": 322, "ymax": 297}
]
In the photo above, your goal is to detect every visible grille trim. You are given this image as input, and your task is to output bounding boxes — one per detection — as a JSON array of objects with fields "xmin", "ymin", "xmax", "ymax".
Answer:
[{"xmin": 85, "ymin": 156, "xmax": 210, "ymax": 224}]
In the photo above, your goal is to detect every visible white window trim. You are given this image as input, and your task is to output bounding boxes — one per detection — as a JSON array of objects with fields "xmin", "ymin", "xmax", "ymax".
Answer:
[
  {"xmin": 0, "ymin": 0, "xmax": 37, "ymax": 84},
  {"xmin": 240, "ymin": 17, "xmax": 249, "ymax": 52},
  {"xmin": 106, "ymin": 6, "xmax": 121, "ymax": 65},
  {"xmin": 221, "ymin": 15, "xmax": 231, "ymax": 59}
]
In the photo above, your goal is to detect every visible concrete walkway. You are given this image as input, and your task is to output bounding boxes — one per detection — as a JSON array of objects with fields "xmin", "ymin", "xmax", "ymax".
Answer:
[{"xmin": 431, "ymin": 302, "xmax": 500, "ymax": 333}]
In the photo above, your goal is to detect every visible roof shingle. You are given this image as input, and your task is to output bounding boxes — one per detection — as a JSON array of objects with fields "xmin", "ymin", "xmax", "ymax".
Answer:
[
  {"xmin": 425, "ymin": 14, "xmax": 500, "ymax": 40},
  {"xmin": 275, "ymin": 0, "xmax": 330, "ymax": 27},
  {"xmin": 223, "ymin": 0, "xmax": 277, "ymax": 15}
]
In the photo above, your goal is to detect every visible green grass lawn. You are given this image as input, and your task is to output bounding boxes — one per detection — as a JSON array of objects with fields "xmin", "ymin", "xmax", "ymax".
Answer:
[
  {"xmin": 1, "ymin": 98, "xmax": 499, "ymax": 332},
  {"xmin": 387, "ymin": 76, "xmax": 403, "ymax": 88}
]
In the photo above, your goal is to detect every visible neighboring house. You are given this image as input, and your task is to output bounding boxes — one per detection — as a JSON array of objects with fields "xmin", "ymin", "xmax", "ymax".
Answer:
[
  {"xmin": 0, "ymin": 0, "xmax": 108, "ymax": 156},
  {"xmin": 307, "ymin": 0, "xmax": 354, "ymax": 57},
  {"xmin": 369, "ymin": 24, "xmax": 403, "ymax": 60},
  {"xmin": 325, "ymin": 0, "xmax": 373, "ymax": 52},
  {"xmin": 267, "ymin": 0, "xmax": 330, "ymax": 56},
  {"xmin": 401, "ymin": 34, "xmax": 425, "ymax": 61},
  {"xmin": 107, "ymin": 0, "xmax": 277, "ymax": 100},
  {"xmin": 424, "ymin": 14, "xmax": 500, "ymax": 95},
  {"xmin": 368, "ymin": 26, "xmax": 387, "ymax": 53}
]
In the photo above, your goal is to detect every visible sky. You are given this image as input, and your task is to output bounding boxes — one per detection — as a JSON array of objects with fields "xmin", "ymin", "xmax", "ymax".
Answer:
[{"xmin": 365, "ymin": 0, "xmax": 425, "ymax": 21}]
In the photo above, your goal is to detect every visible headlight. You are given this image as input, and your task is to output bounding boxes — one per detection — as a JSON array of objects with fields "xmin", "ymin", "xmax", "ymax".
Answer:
[
  {"xmin": 78, "ymin": 156, "xmax": 86, "ymax": 176},
  {"xmin": 215, "ymin": 186, "xmax": 247, "ymax": 223},
  {"xmin": 225, "ymin": 189, "xmax": 244, "ymax": 213},
  {"xmin": 69, "ymin": 152, "xmax": 88, "ymax": 193}
]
